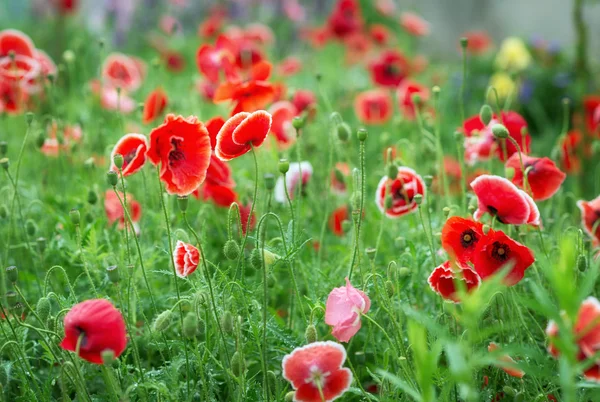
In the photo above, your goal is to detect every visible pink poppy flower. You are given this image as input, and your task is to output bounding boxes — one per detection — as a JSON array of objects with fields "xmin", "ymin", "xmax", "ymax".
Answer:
[
  {"xmin": 173, "ymin": 240, "xmax": 200, "ymax": 278},
  {"xmin": 400, "ymin": 12, "xmax": 430, "ymax": 37},
  {"xmin": 331, "ymin": 162, "xmax": 350, "ymax": 195},
  {"xmin": 274, "ymin": 161, "xmax": 313, "ymax": 203},
  {"xmin": 471, "ymin": 175, "xmax": 531, "ymax": 225},
  {"xmin": 110, "ymin": 134, "xmax": 148, "ymax": 177},
  {"xmin": 104, "ymin": 190, "xmax": 142, "ymax": 232},
  {"xmin": 325, "ymin": 277, "xmax": 370, "ymax": 342},
  {"xmin": 428, "ymin": 260, "xmax": 480, "ymax": 303},
  {"xmin": 101, "ymin": 53, "xmax": 143, "ymax": 92},
  {"xmin": 268, "ymin": 101, "xmax": 298, "ymax": 149},
  {"xmin": 282, "ymin": 341, "xmax": 353, "ymax": 402}
]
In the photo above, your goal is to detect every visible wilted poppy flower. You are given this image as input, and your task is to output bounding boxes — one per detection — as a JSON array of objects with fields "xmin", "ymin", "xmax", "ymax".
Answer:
[
  {"xmin": 471, "ymin": 175, "xmax": 533, "ymax": 225},
  {"xmin": 400, "ymin": 12, "xmax": 430, "ymax": 37},
  {"xmin": 142, "ymin": 88, "xmax": 168, "ymax": 124},
  {"xmin": 274, "ymin": 161, "xmax": 313, "ymax": 203},
  {"xmin": 331, "ymin": 162, "xmax": 350, "ymax": 194},
  {"xmin": 282, "ymin": 341, "xmax": 353, "ymax": 402},
  {"xmin": 0, "ymin": 29, "xmax": 35, "ymax": 58},
  {"xmin": 505, "ymin": 153, "xmax": 566, "ymax": 201},
  {"xmin": 268, "ymin": 101, "xmax": 298, "ymax": 149},
  {"xmin": 215, "ymin": 110, "xmax": 272, "ymax": 161},
  {"xmin": 325, "ymin": 277, "xmax": 370, "ymax": 342},
  {"xmin": 292, "ymin": 89, "xmax": 317, "ymax": 114},
  {"xmin": 329, "ymin": 205, "xmax": 349, "ymax": 236},
  {"xmin": 462, "ymin": 30, "xmax": 493, "ymax": 55},
  {"xmin": 104, "ymin": 190, "xmax": 141, "ymax": 231},
  {"xmin": 488, "ymin": 342, "xmax": 525, "ymax": 378},
  {"xmin": 375, "ymin": 167, "xmax": 426, "ymax": 218},
  {"xmin": 60, "ymin": 299, "xmax": 127, "ymax": 364},
  {"xmin": 147, "ymin": 114, "xmax": 212, "ymax": 196},
  {"xmin": 354, "ymin": 89, "xmax": 393, "ymax": 125},
  {"xmin": 110, "ymin": 134, "xmax": 148, "ymax": 176},
  {"xmin": 441, "ymin": 217, "xmax": 484, "ymax": 264},
  {"xmin": 546, "ymin": 297, "xmax": 600, "ymax": 382},
  {"xmin": 101, "ymin": 53, "xmax": 143, "ymax": 92},
  {"xmin": 472, "ymin": 229, "xmax": 535, "ymax": 285},
  {"xmin": 327, "ymin": 0, "xmax": 363, "ymax": 39},
  {"xmin": 369, "ymin": 50, "xmax": 410, "ymax": 88},
  {"xmin": 428, "ymin": 260, "xmax": 481, "ymax": 303},
  {"xmin": 397, "ymin": 80, "xmax": 429, "ymax": 120},
  {"xmin": 577, "ymin": 196, "xmax": 600, "ymax": 244},
  {"xmin": 173, "ymin": 240, "xmax": 200, "ymax": 278}
]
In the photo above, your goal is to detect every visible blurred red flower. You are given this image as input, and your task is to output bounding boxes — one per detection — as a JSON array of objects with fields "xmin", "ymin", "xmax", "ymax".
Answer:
[
  {"xmin": 143, "ymin": 88, "xmax": 168, "ymax": 124},
  {"xmin": 110, "ymin": 134, "xmax": 148, "ymax": 177},
  {"xmin": 369, "ymin": 50, "xmax": 410, "ymax": 88},
  {"xmin": 354, "ymin": 89, "xmax": 393, "ymax": 125},
  {"xmin": 428, "ymin": 260, "xmax": 480, "ymax": 303}
]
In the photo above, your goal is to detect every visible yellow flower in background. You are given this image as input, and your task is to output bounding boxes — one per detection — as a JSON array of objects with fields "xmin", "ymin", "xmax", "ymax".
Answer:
[
  {"xmin": 495, "ymin": 37, "xmax": 532, "ymax": 72},
  {"xmin": 489, "ymin": 72, "xmax": 516, "ymax": 100}
]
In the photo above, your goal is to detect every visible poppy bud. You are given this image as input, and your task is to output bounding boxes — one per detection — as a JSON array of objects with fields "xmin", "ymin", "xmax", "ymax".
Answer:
[
  {"xmin": 387, "ymin": 164, "xmax": 398, "ymax": 179},
  {"xmin": 305, "ymin": 324, "xmax": 317, "ymax": 343},
  {"xmin": 112, "ymin": 153, "xmax": 124, "ymax": 170},
  {"xmin": 107, "ymin": 265, "xmax": 119, "ymax": 283},
  {"xmin": 223, "ymin": 240, "xmax": 240, "ymax": 260},
  {"xmin": 385, "ymin": 280, "xmax": 394, "ymax": 297},
  {"xmin": 153, "ymin": 310, "xmax": 173, "ymax": 332},
  {"xmin": 491, "ymin": 124, "xmax": 509, "ymax": 139},
  {"xmin": 250, "ymin": 248, "xmax": 262, "ymax": 270},
  {"xmin": 264, "ymin": 173, "xmax": 275, "ymax": 190},
  {"xmin": 25, "ymin": 112, "xmax": 34, "ymax": 125},
  {"xmin": 366, "ymin": 247, "xmax": 376, "ymax": 261},
  {"xmin": 482, "ymin": 224, "xmax": 490, "ymax": 235},
  {"xmin": 36, "ymin": 237, "xmax": 47, "ymax": 253},
  {"xmin": 84, "ymin": 157, "xmax": 95, "ymax": 169},
  {"xmin": 336, "ymin": 122, "xmax": 351, "ymax": 141},
  {"xmin": 454, "ymin": 130, "xmax": 463, "ymax": 143},
  {"xmin": 285, "ymin": 391, "xmax": 295, "ymax": 401},
  {"xmin": 87, "ymin": 189, "xmax": 98, "ymax": 205},
  {"xmin": 411, "ymin": 93, "xmax": 421, "ymax": 106},
  {"xmin": 0, "ymin": 205, "xmax": 7, "ymax": 219},
  {"xmin": 62, "ymin": 50, "xmax": 75, "ymax": 64},
  {"xmin": 0, "ymin": 141, "xmax": 7, "ymax": 156},
  {"xmin": 479, "ymin": 104, "xmax": 493, "ymax": 126},
  {"xmin": 577, "ymin": 254, "xmax": 588, "ymax": 272},
  {"xmin": 35, "ymin": 131, "xmax": 46, "ymax": 148},
  {"xmin": 0, "ymin": 158, "xmax": 9, "ymax": 170},
  {"xmin": 357, "ymin": 128, "xmax": 368, "ymax": 142},
  {"xmin": 106, "ymin": 171, "xmax": 118, "ymax": 187},
  {"xmin": 292, "ymin": 116, "xmax": 305, "ymax": 130},
  {"xmin": 177, "ymin": 196, "xmax": 188, "ymax": 212},
  {"xmin": 231, "ymin": 351, "xmax": 245, "ymax": 376},
  {"xmin": 6, "ymin": 291, "xmax": 18, "ymax": 307},
  {"xmin": 432, "ymin": 86, "xmax": 441, "ymax": 98},
  {"xmin": 460, "ymin": 37, "xmax": 468, "ymax": 49},
  {"xmin": 278, "ymin": 159, "xmax": 289, "ymax": 174},
  {"xmin": 195, "ymin": 291, "xmax": 208, "ymax": 308},
  {"xmin": 398, "ymin": 267, "xmax": 410, "ymax": 277},
  {"xmin": 468, "ymin": 204, "xmax": 476, "ymax": 213},
  {"xmin": 26, "ymin": 220, "xmax": 37, "ymax": 237},
  {"xmin": 101, "ymin": 349, "xmax": 115, "ymax": 366},
  {"xmin": 36, "ymin": 297, "xmax": 51, "ymax": 322},
  {"xmin": 46, "ymin": 315, "xmax": 55, "ymax": 331},
  {"xmin": 183, "ymin": 312, "xmax": 199, "ymax": 338},
  {"xmin": 503, "ymin": 386, "xmax": 516, "ymax": 397},
  {"xmin": 413, "ymin": 194, "xmax": 423, "ymax": 205},
  {"xmin": 69, "ymin": 209, "xmax": 80, "ymax": 225},
  {"xmin": 6, "ymin": 265, "xmax": 17, "ymax": 283},
  {"xmin": 423, "ymin": 175, "xmax": 433, "ymax": 188},
  {"xmin": 395, "ymin": 237, "xmax": 406, "ymax": 248},
  {"xmin": 442, "ymin": 207, "xmax": 451, "ymax": 217},
  {"xmin": 221, "ymin": 311, "xmax": 234, "ymax": 333},
  {"xmin": 263, "ymin": 249, "xmax": 279, "ymax": 266},
  {"xmin": 351, "ymin": 192, "xmax": 361, "ymax": 211}
]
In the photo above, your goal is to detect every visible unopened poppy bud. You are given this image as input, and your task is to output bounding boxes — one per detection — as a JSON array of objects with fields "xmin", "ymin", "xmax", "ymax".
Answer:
[
  {"xmin": 87, "ymin": 189, "xmax": 98, "ymax": 205},
  {"xmin": 6, "ymin": 265, "xmax": 17, "ymax": 283},
  {"xmin": 36, "ymin": 237, "xmax": 47, "ymax": 253},
  {"xmin": 482, "ymin": 224, "xmax": 491, "ymax": 235},
  {"xmin": 25, "ymin": 112, "xmax": 34, "ymax": 125},
  {"xmin": 264, "ymin": 173, "xmax": 275, "ymax": 190},
  {"xmin": 112, "ymin": 153, "xmax": 124, "ymax": 170},
  {"xmin": 366, "ymin": 247, "xmax": 376, "ymax": 261},
  {"xmin": 278, "ymin": 159, "xmax": 289, "ymax": 174},
  {"xmin": 177, "ymin": 196, "xmax": 188, "ymax": 212},
  {"xmin": 250, "ymin": 248, "xmax": 262, "ymax": 269},
  {"xmin": 442, "ymin": 207, "xmax": 451, "ymax": 217},
  {"xmin": 231, "ymin": 350, "xmax": 245, "ymax": 376},
  {"xmin": 106, "ymin": 265, "xmax": 119, "ymax": 283},
  {"xmin": 35, "ymin": 131, "xmax": 46, "ymax": 148},
  {"xmin": 263, "ymin": 249, "xmax": 279, "ymax": 266},
  {"xmin": 577, "ymin": 254, "xmax": 588, "ymax": 272},
  {"xmin": 336, "ymin": 122, "xmax": 350, "ymax": 141},
  {"xmin": 26, "ymin": 220, "xmax": 36, "ymax": 237},
  {"xmin": 153, "ymin": 310, "xmax": 173, "ymax": 332},
  {"xmin": 183, "ymin": 312, "xmax": 199, "ymax": 338},
  {"xmin": 454, "ymin": 130, "xmax": 463, "ymax": 143},
  {"xmin": 432, "ymin": 86, "xmax": 440, "ymax": 98},
  {"xmin": 63, "ymin": 50, "xmax": 75, "ymax": 64},
  {"xmin": 491, "ymin": 124, "xmax": 509, "ymax": 139},
  {"xmin": 6, "ymin": 291, "xmax": 18, "ymax": 307},
  {"xmin": 341, "ymin": 220, "xmax": 352, "ymax": 233},
  {"xmin": 398, "ymin": 267, "xmax": 410, "ymax": 277},
  {"xmin": 395, "ymin": 236, "xmax": 406, "ymax": 248},
  {"xmin": 411, "ymin": 93, "xmax": 421, "ymax": 106},
  {"xmin": 387, "ymin": 164, "xmax": 398, "ymax": 179},
  {"xmin": 221, "ymin": 311, "xmax": 234, "ymax": 333},
  {"xmin": 305, "ymin": 324, "xmax": 317, "ymax": 343},
  {"xmin": 0, "ymin": 205, "xmax": 7, "ymax": 219},
  {"xmin": 285, "ymin": 391, "xmax": 295, "ymax": 401},
  {"xmin": 423, "ymin": 175, "xmax": 433, "ymax": 188},
  {"xmin": 357, "ymin": 128, "xmax": 368, "ymax": 142},
  {"xmin": 385, "ymin": 280, "xmax": 394, "ymax": 297},
  {"xmin": 47, "ymin": 316, "xmax": 55, "ymax": 331},
  {"xmin": 479, "ymin": 104, "xmax": 493, "ymax": 126},
  {"xmin": 0, "ymin": 141, "xmax": 6, "ymax": 156},
  {"xmin": 223, "ymin": 240, "xmax": 240, "ymax": 260},
  {"xmin": 195, "ymin": 291, "xmax": 208, "ymax": 307},
  {"xmin": 502, "ymin": 386, "xmax": 516, "ymax": 397},
  {"xmin": 267, "ymin": 371, "xmax": 277, "ymax": 396},
  {"xmin": 292, "ymin": 116, "xmax": 304, "ymax": 130},
  {"xmin": 413, "ymin": 194, "xmax": 423, "ymax": 205},
  {"xmin": 101, "ymin": 349, "xmax": 115, "ymax": 366},
  {"xmin": 460, "ymin": 37, "xmax": 468, "ymax": 49},
  {"xmin": 468, "ymin": 204, "xmax": 476, "ymax": 213},
  {"xmin": 0, "ymin": 158, "xmax": 9, "ymax": 170},
  {"xmin": 106, "ymin": 171, "xmax": 118, "ymax": 187},
  {"xmin": 351, "ymin": 192, "xmax": 361, "ymax": 211},
  {"xmin": 83, "ymin": 157, "xmax": 95, "ymax": 169},
  {"xmin": 69, "ymin": 209, "xmax": 80, "ymax": 225}
]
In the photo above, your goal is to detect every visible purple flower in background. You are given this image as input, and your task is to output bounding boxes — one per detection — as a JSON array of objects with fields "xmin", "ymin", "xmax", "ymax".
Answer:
[
  {"xmin": 553, "ymin": 72, "xmax": 571, "ymax": 88},
  {"xmin": 519, "ymin": 79, "xmax": 535, "ymax": 103}
]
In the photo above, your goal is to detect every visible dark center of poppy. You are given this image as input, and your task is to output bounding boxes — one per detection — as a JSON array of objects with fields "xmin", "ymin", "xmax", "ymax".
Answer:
[
  {"xmin": 487, "ymin": 206, "xmax": 506, "ymax": 224},
  {"xmin": 460, "ymin": 229, "xmax": 478, "ymax": 248},
  {"xmin": 75, "ymin": 325, "xmax": 88, "ymax": 347},
  {"xmin": 123, "ymin": 150, "xmax": 136, "ymax": 165},
  {"xmin": 384, "ymin": 64, "xmax": 400, "ymax": 77},
  {"xmin": 169, "ymin": 138, "xmax": 185, "ymax": 167},
  {"xmin": 491, "ymin": 241, "xmax": 510, "ymax": 262}
]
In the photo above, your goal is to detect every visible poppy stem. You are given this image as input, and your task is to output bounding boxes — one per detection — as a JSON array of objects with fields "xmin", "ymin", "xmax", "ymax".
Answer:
[
  {"xmin": 418, "ymin": 203, "xmax": 437, "ymax": 266},
  {"xmin": 117, "ymin": 168, "xmax": 132, "ymax": 265},
  {"xmin": 455, "ymin": 135, "xmax": 468, "ymax": 213},
  {"xmin": 74, "ymin": 222, "xmax": 98, "ymax": 298},
  {"xmin": 460, "ymin": 38, "xmax": 468, "ymax": 123},
  {"xmin": 349, "ymin": 136, "xmax": 367, "ymax": 282}
]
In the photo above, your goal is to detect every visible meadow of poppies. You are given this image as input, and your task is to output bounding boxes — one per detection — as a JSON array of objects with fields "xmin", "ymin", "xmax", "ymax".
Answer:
[{"xmin": 2, "ymin": 0, "xmax": 600, "ymax": 401}]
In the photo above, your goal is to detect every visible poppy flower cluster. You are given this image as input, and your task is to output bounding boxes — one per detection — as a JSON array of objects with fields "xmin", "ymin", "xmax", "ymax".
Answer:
[{"xmin": 375, "ymin": 167, "xmax": 426, "ymax": 218}]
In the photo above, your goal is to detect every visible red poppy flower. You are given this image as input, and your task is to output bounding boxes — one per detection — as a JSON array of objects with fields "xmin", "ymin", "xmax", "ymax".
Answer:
[
  {"xmin": 34, "ymin": 49, "xmax": 57, "ymax": 79},
  {"xmin": 583, "ymin": 95, "xmax": 600, "ymax": 137},
  {"xmin": 205, "ymin": 116, "xmax": 226, "ymax": 150},
  {"xmin": 101, "ymin": 53, "xmax": 143, "ymax": 92},
  {"xmin": 0, "ymin": 54, "xmax": 42, "ymax": 94},
  {"xmin": 0, "ymin": 29, "xmax": 35, "ymax": 58},
  {"xmin": 329, "ymin": 205, "xmax": 349, "ymax": 236},
  {"xmin": 369, "ymin": 50, "xmax": 410, "ymax": 88},
  {"xmin": 472, "ymin": 229, "xmax": 535, "ymax": 285},
  {"xmin": 441, "ymin": 217, "xmax": 484, "ymax": 264},
  {"xmin": 561, "ymin": 130, "xmax": 583, "ymax": 173},
  {"xmin": 173, "ymin": 240, "xmax": 200, "ymax": 278},
  {"xmin": 292, "ymin": 89, "xmax": 317, "ymax": 114},
  {"xmin": 547, "ymin": 297, "xmax": 600, "ymax": 382},
  {"xmin": 428, "ymin": 260, "xmax": 481, "ymax": 303},
  {"xmin": 462, "ymin": 31, "xmax": 493, "ymax": 55},
  {"xmin": 104, "ymin": 190, "xmax": 141, "ymax": 230},
  {"xmin": 110, "ymin": 134, "xmax": 148, "ymax": 177},
  {"xmin": 53, "ymin": 0, "xmax": 79, "ymax": 14},
  {"xmin": 331, "ymin": 162, "xmax": 350, "ymax": 194},
  {"xmin": 201, "ymin": 183, "xmax": 238, "ymax": 207},
  {"xmin": 488, "ymin": 342, "xmax": 525, "ymax": 378},
  {"xmin": 505, "ymin": 153, "xmax": 566, "ymax": 201},
  {"xmin": 354, "ymin": 89, "xmax": 393, "ymax": 125},
  {"xmin": 520, "ymin": 189, "xmax": 541, "ymax": 226},
  {"xmin": 375, "ymin": 0, "xmax": 396, "ymax": 16},
  {"xmin": 60, "ymin": 299, "xmax": 127, "ymax": 364},
  {"xmin": 471, "ymin": 175, "xmax": 532, "ymax": 225},
  {"xmin": 327, "ymin": 0, "xmax": 363, "ymax": 39},
  {"xmin": 343, "ymin": 32, "xmax": 372, "ymax": 65},
  {"xmin": 369, "ymin": 24, "xmax": 392, "ymax": 46},
  {"xmin": 282, "ymin": 341, "xmax": 353, "ymax": 402},
  {"xmin": 577, "ymin": 196, "xmax": 600, "ymax": 244},
  {"xmin": 0, "ymin": 79, "xmax": 28, "ymax": 114},
  {"xmin": 147, "ymin": 114, "xmax": 212, "ymax": 196},
  {"xmin": 142, "ymin": 88, "xmax": 168, "ymax": 124},
  {"xmin": 274, "ymin": 161, "xmax": 313, "ymax": 203},
  {"xmin": 400, "ymin": 12, "xmax": 430, "ymax": 37},
  {"xmin": 269, "ymin": 101, "xmax": 298, "ymax": 149},
  {"xmin": 196, "ymin": 78, "xmax": 217, "ymax": 101},
  {"xmin": 375, "ymin": 167, "xmax": 426, "ymax": 218},
  {"xmin": 196, "ymin": 35, "xmax": 237, "ymax": 83},
  {"xmin": 215, "ymin": 110, "xmax": 272, "ymax": 161},
  {"xmin": 397, "ymin": 80, "xmax": 429, "ymax": 120},
  {"xmin": 277, "ymin": 56, "xmax": 302, "ymax": 77},
  {"xmin": 198, "ymin": 15, "xmax": 223, "ymax": 39}
]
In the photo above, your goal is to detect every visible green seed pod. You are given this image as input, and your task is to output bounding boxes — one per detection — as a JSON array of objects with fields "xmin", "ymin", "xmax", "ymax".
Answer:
[
  {"xmin": 101, "ymin": 349, "xmax": 115, "ymax": 366},
  {"xmin": 36, "ymin": 297, "xmax": 51, "ymax": 322},
  {"xmin": 442, "ymin": 207, "xmax": 451, "ymax": 217},
  {"xmin": 0, "ymin": 205, "xmax": 8, "ymax": 219},
  {"xmin": 336, "ymin": 122, "xmax": 351, "ymax": 142},
  {"xmin": 577, "ymin": 254, "xmax": 588, "ymax": 272},
  {"xmin": 385, "ymin": 280, "xmax": 394, "ymax": 298},
  {"xmin": 106, "ymin": 171, "xmax": 118, "ymax": 187},
  {"xmin": 278, "ymin": 159, "xmax": 290, "ymax": 174},
  {"xmin": 264, "ymin": 173, "xmax": 275, "ymax": 190},
  {"xmin": 87, "ymin": 189, "xmax": 98, "ymax": 205},
  {"xmin": 231, "ymin": 351, "xmax": 245, "ymax": 377},
  {"xmin": 365, "ymin": 247, "xmax": 376, "ymax": 261},
  {"xmin": 112, "ymin": 153, "xmax": 124, "ymax": 170},
  {"xmin": 384, "ymin": 194, "xmax": 393, "ymax": 209},
  {"xmin": 305, "ymin": 324, "xmax": 317, "ymax": 344},
  {"xmin": 221, "ymin": 311, "xmax": 234, "ymax": 333},
  {"xmin": 177, "ymin": 196, "xmax": 188, "ymax": 212},
  {"xmin": 0, "ymin": 157, "xmax": 9, "ymax": 170},
  {"xmin": 423, "ymin": 175, "xmax": 433, "ymax": 188},
  {"xmin": 398, "ymin": 267, "xmax": 410, "ymax": 278},
  {"xmin": 37, "ymin": 237, "xmax": 47, "ymax": 253},
  {"xmin": 413, "ymin": 194, "xmax": 423, "ymax": 205},
  {"xmin": 6, "ymin": 266, "xmax": 17, "ymax": 283},
  {"xmin": 356, "ymin": 128, "xmax": 368, "ymax": 142},
  {"xmin": 69, "ymin": 209, "xmax": 80, "ymax": 225},
  {"xmin": 0, "ymin": 141, "xmax": 7, "ymax": 157},
  {"xmin": 25, "ymin": 219, "xmax": 37, "ymax": 237},
  {"xmin": 479, "ymin": 104, "xmax": 493, "ymax": 126},
  {"xmin": 106, "ymin": 265, "xmax": 119, "ymax": 283},
  {"xmin": 292, "ymin": 116, "xmax": 305, "ymax": 130},
  {"xmin": 223, "ymin": 240, "xmax": 240, "ymax": 261},
  {"xmin": 62, "ymin": 50, "xmax": 75, "ymax": 64},
  {"xmin": 482, "ymin": 224, "xmax": 491, "ymax": 235},
  {"xmin": 460, "ymin": 37, "xmax": 468, "ymax": 49},
  {"xmin": 6, "ymin": 291, "xmax": 18, "ymax": 307},
  {"xmin": 153, "ymin": 310, "xmax": 173, "ymax": 332},
  {"xmin": 250, "ymin": 248, "xmax": 262, "ymax": 270},
  {"xmin": 285, "ymin": 391, "xmax": 295, "ymax": 401},
  {"xmin": 183, "ymin": 312, "xmax": 199, "ymax": 338},
  {"xmin": 341, "ymin": 220, "xmax": 352, "ymax": 233},
  {"xmin": 491, "ymin": 124, "xmax": 509, "ymax": 139}
]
